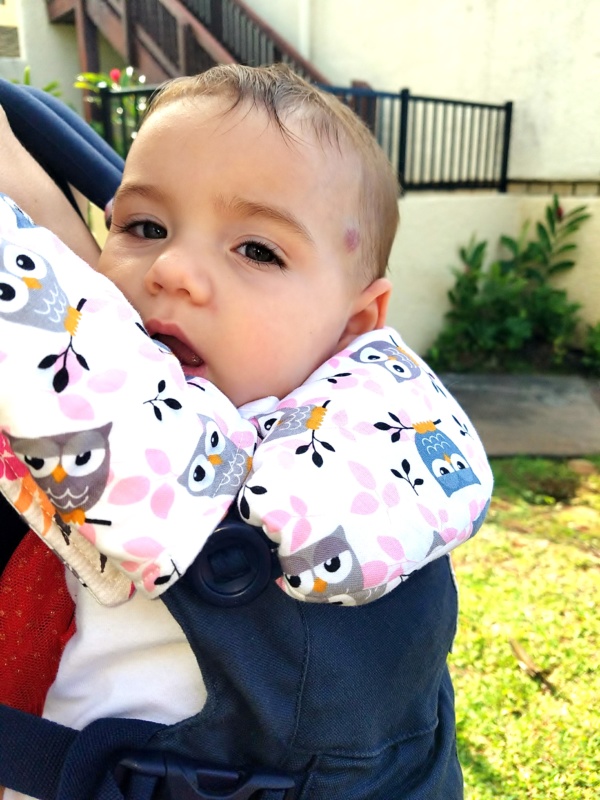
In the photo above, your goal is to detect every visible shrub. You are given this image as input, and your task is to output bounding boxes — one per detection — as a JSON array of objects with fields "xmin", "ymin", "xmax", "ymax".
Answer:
[{"xmin": 426, "ymin": 196, "xmax": 592, "ymax": 374}]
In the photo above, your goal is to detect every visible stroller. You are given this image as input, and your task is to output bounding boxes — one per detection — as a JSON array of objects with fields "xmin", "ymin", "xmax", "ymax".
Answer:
[{"xmin": 0, "ymin": 79, "xmax": 463, "ymax": 800}]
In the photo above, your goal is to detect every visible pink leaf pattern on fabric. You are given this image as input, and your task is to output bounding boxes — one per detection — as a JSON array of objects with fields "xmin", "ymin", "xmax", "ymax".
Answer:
[
  {"xmin": 278, "ymin": 398, "xmax": 299, "ymax": 410},
  {"xmin": 57, "ymin": 356, "xmax": 85, "ymax": 386},
  {"xmin": 0, "ymin": 352, "xmax": 6, "ymax": 363},
  {"xmin": 117, "ymin": 304, "xmax": 134, "ymax": 322},
  {"xmin": 108, "ymin": 476, "xmax": 151, "ymax": 504},
  {"xmin": 82, "ymin": 297, "xmax": 108, "ymax": 313},
  {"xmin": 331, "ymin": 410, "xmax": 348, "ymax": 426},
  {"xmin": 364, "ymin": 379, "xmax": 384, "ymax": 395},
  {"xmin": 276, "ymin": 449, "xmax": 295, "ymax": 469},
  {"xmin": 417, "ymin": 503, "xmax": 439, "ymax": 528},
  {"xmin": 141, "ymin": 563, "xmax": 162, "ymax": 593},
  {"xmin": 388, "ymin": 566, "xmax": 405, "ymax": 581},
  {"xmin": 145, "ymin": 449, "xmax": 171, "ymax": 475},
  {"xmin": 168, "ymin": 360, "xmax": 187, "ymax": 390},
  {"xmin": 139, "ymin": 340, "xmax": 165, "ymax": 361},
  {"xmin": 57, "ymin": 394, "xmax": 95, "ymax": 421},
  {"xmin": 230, "ymin": 430, "xmax": 255, "ymax": 449},
  {"xmin": 382, "ymin": 481, "xmax": 400, "ymax": 507},
  {"xmin": 439, "ymin": 526, "xmax": 459, "ymax": 544},
  {"xmin": 150, "ymin": 484, "xmax": 175, "ymax": 519},
  {"xmin": 329, "ymin": 375, "xmax": 358, "ymax": 390},
  {"xmin": 119, "ymin": 560, "xmax": 140, "ymax": 573},
  {"xmin": 290, "ymin": 495, "xmax": 308, "ymax": 516},
  {"xmin": 263, "ymin": 509, "xmax": 291, "ymax": 533},
  {"xmin": 378, "ymin": 536, "xmax": 405, "ymax": 561},
  {"xmin": 361, "ymin": 560, "xmax": 388, "ymax": 587},
  {"xmin": 348, "ymin": 461, "xmax": 376, "ymax": 489},
  {"xmin": 350, "ymin": 492, "xmax": 379, "ymax": 514},
  {"xmin": 88, "ymin": 369, "xmax": 127, "ymax": 393},
  {"xmin": 354, "ymin": 422, "xmax": 377, "ymax": 435},
  {"xmin": 122, "ymin": 537, "xmax": 165, "ymax": 558},
  {"xmin": 291, "ymin": 517, "xmax": 311, "ymax": 551}
]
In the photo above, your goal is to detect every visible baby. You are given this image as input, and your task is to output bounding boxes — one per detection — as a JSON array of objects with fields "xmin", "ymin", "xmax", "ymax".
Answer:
[{"xmin": 0, "ymin": 64, "xmax": 492, "ymax": 800}]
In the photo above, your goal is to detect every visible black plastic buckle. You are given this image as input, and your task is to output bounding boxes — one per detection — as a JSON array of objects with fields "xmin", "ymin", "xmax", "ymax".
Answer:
[
  {"xmin": 188, "ymin": 520, "xmax": 280, "ymax": 607},
  {"xmin": 114, "ymin": 750, "xmax": 296, "ymax": 800}
]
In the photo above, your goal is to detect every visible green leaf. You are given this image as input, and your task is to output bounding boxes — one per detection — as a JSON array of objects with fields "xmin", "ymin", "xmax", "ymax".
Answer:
[
  {"xmin": 545, "ymin": 205, "xmax": 556, "ymax": 235},
  {"xmin": 548, "ymin": 260, "xmax": 575, "ymax": 275},
  {"xmin": 536, "ymin": 222, "xmax": 552, "ymax": 252},
  {"xmin": 554, "ymin": 243, "xmax": 577, "ymax": 255},
  {"xmin": 500, "ymin": 235, "xmax": 519, "ymax": 256}
]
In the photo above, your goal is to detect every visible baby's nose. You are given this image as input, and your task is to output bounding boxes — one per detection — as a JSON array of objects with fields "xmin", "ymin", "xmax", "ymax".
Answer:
[{"xmin": 145, "ymin": 247, "xmax": 212, "ymax": 303}]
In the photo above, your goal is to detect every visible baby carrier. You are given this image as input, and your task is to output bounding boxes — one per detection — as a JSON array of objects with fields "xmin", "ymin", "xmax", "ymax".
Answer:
[{"xmin": 0, "ymin": 79, "xmax": 463, "ymax": 800}]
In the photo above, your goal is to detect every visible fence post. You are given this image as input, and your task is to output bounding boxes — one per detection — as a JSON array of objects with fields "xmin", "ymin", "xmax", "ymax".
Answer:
[
  {"xmin": 99, "ymin": 86, "xmax": 114, "ymax": 150},
  {"xmin": 499, "ymin": 100, "xmax": 513, "ymax": 193},
  {"xmin": 210, "ymin": 0, "xmax": 223, "ymax": 40},
  {"xmin": 398, "ymin": 89, "xmax": 410, "ymax": 189}
]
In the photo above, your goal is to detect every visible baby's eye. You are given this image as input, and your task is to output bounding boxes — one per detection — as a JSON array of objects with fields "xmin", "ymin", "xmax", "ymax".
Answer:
[
  {"xmin": 117, "ymin": 220, "xmax": 167, "ymax": 240},
  {"xmin": 237, "ymin": 241, "xmax": 284, "ymax": 267}
]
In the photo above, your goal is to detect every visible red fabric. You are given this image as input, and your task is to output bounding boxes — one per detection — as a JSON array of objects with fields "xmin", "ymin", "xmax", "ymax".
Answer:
[{"xmin": 0, "ymin": 530, "xmax": 76, "ymax": 715}]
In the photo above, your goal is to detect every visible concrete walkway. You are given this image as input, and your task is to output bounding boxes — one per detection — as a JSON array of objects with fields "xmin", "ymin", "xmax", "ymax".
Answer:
[{"xmin": 441, "ymin": 374, "xmax": 600, "ymax": 458}]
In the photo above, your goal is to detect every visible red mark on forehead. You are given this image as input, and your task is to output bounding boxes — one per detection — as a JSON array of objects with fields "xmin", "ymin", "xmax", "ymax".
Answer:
[{"xmin": 344, "ymin": 227, "xmax": 360, "ymax": 253}]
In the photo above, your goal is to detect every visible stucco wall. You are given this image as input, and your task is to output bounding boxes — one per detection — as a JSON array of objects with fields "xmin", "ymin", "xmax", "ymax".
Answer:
[
  {"xmin": 389, "ymin": 194, "xmax": 600, "ymax": 355},
  {"xmin": 246, "ymin": 0, "xmax": 600, "ymax": 182},
  {"xmin": 0, "ymin": 1, "xmax": 82, "ymax": 112}
]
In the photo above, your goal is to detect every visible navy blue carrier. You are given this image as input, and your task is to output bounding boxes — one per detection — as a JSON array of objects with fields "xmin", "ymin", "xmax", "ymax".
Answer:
[{"xmin": 0, "ymin": 80, "xmax": 463, "ymax": 800}]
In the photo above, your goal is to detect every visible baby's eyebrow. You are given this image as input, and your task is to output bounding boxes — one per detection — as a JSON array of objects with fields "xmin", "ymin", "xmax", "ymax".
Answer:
[
  {"xmin": 217, "ymin": 195, "xmax": 315, "ymax": 245},
  {"xmin": 114, "ymin": 183, "xmax": 165, "ymax": 204}
]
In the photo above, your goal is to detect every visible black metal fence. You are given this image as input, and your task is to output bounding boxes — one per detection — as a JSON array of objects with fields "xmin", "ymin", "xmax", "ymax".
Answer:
[
  {"xmin": 99, "ymin": 84, "xmax": 512, "ymax": 192},
  {"xmin": 325, "ymin": 85, "xmax": 512, "ymax": 192}
]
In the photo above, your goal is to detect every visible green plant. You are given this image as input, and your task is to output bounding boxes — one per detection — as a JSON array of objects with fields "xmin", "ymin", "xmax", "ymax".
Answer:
[
  {"xmin": 452, "ymin": 456, "xmax": 600, "ymax": 798},
  {"xmin": 581, "ymin": 321, "xmax": 600, "ymax": 376},
  {"xmin": 11, "ymin": 65, "xmax": 61, "ymax": 97},
  {"xmin": 74, "ymin": 66, "xmax": 149, "ymax": 156},
  {"xmin": 426, "ymin": 197, "xmax": 591, "ymax": 374}
]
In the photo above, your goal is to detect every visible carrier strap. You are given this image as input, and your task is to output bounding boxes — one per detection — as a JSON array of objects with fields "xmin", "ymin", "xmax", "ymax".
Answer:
[
  {"xmin": 0, "ymin": 705, "xmax": 294, "ymax": 800},
  {"xmin": 0, "ymin": 704, "xmax": 162, "ymax": 799}
]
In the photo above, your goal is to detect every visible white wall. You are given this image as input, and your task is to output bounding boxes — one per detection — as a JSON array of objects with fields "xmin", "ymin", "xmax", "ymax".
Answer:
[
  {"xmin": 0, "ymin": 0, "xmax": 83, "ymax": 112},
  {"xmin": 388, "ymin": 194, "xmax": 600, "ymax": 354},
  {"xmin": 246, "ymin": 0, "xmax": 600, "ymax": 182}
]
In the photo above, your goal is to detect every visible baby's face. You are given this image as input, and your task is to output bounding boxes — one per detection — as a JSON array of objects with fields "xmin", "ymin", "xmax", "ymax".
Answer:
[{"xmin": 99, "ymin": 97, "xmax": 367, "ymax": 406}]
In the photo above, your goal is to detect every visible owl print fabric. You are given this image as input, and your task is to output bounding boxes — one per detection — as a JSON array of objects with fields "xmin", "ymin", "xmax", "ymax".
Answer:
[
  {"xmin": 242, "ymin": 336, "xmax": 493, "ymax": 604},
  {"xmin": 0, "ymin": 193, "xmax": 494, "ymax": 607},
  {"xmin": 0, "ymin": 194, "xmax": 255, "ymax": 605}
]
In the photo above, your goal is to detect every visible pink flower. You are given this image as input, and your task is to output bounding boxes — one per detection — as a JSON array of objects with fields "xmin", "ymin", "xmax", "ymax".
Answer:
[{"xmin": 109, "ymin": 68, "xmax": 121, "ymax": 84}]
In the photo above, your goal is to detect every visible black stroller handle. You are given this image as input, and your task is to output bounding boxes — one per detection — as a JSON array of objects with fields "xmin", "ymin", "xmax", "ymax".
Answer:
[{"xmin": 0, "ymin": 78, "xmax": 123, "ymax": 214}]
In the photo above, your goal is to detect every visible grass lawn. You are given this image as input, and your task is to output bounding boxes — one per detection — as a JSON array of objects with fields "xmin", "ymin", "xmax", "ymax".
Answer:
[{"xmin": 451, "ymin": 456, "xmax": 600, "ymax": 799}]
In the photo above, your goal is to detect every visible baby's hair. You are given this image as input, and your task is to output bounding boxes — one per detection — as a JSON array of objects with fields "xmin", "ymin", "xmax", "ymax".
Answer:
[{"xmin": 143, "ymin": 63, "xmax": 400, "ymax": 283}]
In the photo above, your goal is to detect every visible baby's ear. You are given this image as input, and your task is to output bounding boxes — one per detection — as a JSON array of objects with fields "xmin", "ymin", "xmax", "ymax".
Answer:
[{"xmin": 337, "ymin": 278, "xmax": 392, "ymax": 351}]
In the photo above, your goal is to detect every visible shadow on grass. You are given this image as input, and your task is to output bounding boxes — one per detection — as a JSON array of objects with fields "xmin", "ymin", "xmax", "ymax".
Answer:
[
  {"xmin": 457, "ymin": 728, "xmax": 507, "ymax": 798},
  {"xmin": 488, "ymin": 456, "xmax": 600, "ymax": 555}
]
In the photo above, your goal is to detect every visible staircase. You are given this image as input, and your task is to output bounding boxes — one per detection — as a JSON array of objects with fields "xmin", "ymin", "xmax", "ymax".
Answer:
[{"xmin": 46, "ymin": 0, "xmax": 329, "ymax": 85}]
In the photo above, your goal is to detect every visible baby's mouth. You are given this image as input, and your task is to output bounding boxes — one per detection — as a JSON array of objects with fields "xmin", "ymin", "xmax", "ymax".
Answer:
[{"xmin": 152, "ymin": 333, "xmax": 204, "ymax": 368}]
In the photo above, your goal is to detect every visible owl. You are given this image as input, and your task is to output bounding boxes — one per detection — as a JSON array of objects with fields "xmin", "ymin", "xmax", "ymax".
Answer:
[
  {"xmin": 350, "ymin": 340, "xmax": 421, "ymax": 382},
  {"xmin": 6, "ymin": 423, "xmax": 113, "ymax": 524},
  {"xmin": 254, "ymin": 404, "xmax": 326, "ymax": 442},
  {"xmin": 0, "ymin": 194, "xmax": 36, "ymax": 229},
  {"xmin": 0, "ymin": 239, "xmax": 71, "ymax": 332},
  {"xmin": 413, "ymin": 421, "xmax": 480, "ymax": 497},
  {"xmin": 279, "ymin": 525, "xmax": 386, "ymax": 605},
  {"xmin": 178, "ymin": 415, "xmax": 250, "ymax": 498}
]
